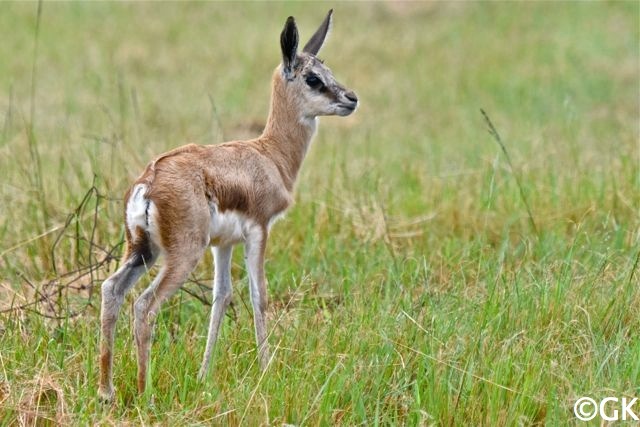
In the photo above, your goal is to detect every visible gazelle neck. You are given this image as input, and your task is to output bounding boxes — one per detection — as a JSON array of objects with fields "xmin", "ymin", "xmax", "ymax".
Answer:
[{"xmin": 260, "ymin": 71, "xmax": 318, "ymax": 191}]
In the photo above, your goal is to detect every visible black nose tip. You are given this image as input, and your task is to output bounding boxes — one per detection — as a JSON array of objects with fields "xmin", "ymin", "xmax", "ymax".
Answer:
[{"xmin": 345, "ymin": 91, "xmax": 358, "ymax": 103}]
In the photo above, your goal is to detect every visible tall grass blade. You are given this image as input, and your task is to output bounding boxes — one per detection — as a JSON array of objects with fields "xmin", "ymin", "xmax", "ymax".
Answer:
[
  {"xmin": 28, "ymin": 0, "xmax": 48, "ymax": 228},
  {"xmin": 480, "ymin": 108, "xmax": 539, "ymax": 237}
]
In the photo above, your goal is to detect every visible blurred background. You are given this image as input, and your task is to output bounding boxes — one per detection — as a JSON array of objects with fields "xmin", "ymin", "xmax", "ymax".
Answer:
[
  {"xmin": 0, "ymin": 2, "xmax": 638, "ymax": 424},
  {"xmin": 1, "ymin": 2, "xmax": 636, "ymax": 250}
]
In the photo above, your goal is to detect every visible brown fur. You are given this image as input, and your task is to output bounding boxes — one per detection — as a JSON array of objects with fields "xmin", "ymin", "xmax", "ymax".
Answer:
[
  {"xmin": 99, "ymin": 11, "xmax": 358, "ymax": 400},
  {"xmin": 124, "ymin": 72, "xmax": 312, "ymax": 253}
]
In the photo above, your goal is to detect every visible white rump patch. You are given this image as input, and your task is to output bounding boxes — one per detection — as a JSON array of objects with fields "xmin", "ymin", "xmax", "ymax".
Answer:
[{"xmin": 126, "ymin": 184, "xmax": 149, "ymax": 237}]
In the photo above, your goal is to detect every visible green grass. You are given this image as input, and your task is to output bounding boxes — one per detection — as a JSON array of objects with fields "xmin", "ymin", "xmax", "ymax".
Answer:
[{"xmin": 1, "ymin": 1, "xmax": 638, "ymax": 425}]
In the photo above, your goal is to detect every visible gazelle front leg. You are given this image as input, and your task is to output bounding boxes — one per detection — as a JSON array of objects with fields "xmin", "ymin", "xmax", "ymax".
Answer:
[
  {"xmin": 198, "ymin": 245, "xmax": 234, "ymax": 380},
  {"xmin": 245, "ymin": 227, "xmax": 270, "ymax": 370}
]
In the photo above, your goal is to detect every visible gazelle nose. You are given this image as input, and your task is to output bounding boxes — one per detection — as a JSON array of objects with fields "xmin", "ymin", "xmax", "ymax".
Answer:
[{"xmin": 344, "ymin": 91, "xmax": 358, "ymax": 104}]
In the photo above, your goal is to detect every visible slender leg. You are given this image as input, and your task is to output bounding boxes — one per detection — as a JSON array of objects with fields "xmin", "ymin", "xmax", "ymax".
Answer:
[
  {"xmin": 198, "ymin": 245, "xmax": 234, "ymax": 380},
  {"xmin": 245, "ymin": 228, "xmax": 270, "ymax": 370},
  {"xmin": 133, "ymin": 252, "xmax": 202, "ymax": 394},
  {"xmin": 99, "ymin": 257, "xmax": 154, "ymax": 401}
]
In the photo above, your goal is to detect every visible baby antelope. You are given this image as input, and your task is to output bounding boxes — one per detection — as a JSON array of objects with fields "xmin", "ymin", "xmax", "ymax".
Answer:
[{"xmin": 98, "ymin": 10, "xmax": 358, "ymax": 400}]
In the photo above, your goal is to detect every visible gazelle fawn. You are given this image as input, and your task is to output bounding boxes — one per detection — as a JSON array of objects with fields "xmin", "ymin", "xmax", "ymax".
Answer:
[{"xmin": 98, "ymin": 10, "xmax": 358, "ymax": 400}]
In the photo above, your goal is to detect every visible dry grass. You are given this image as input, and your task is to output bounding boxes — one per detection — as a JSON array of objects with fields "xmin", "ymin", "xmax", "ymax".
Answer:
[{"xmin": 1, "ymin": 1, "xmax": 638, "ymax": 425}]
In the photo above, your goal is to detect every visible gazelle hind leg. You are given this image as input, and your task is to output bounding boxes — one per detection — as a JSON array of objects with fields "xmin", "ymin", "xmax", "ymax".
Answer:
[
  {"xmin": 133, "ymin": 250, "xmax": 205, "ymax": 394},
  {"xmin": 198, "ymin": 245, "xmax": 234, "ymax": 380},
  {"xmin": 99, "ymin": 254, "xmax": 155, "ymax": 401}
]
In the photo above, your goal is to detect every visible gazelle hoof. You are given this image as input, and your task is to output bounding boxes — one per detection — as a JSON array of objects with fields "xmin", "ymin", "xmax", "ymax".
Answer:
[{"xmin": 98, "ymin": 387, "xmax": 114, "ymax": 403}]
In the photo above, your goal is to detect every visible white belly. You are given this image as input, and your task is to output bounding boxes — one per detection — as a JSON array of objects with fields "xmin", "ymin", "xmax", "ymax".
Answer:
[{"xmin": 209, "ymin": 205, "xmax": 252, "ymax": 246}]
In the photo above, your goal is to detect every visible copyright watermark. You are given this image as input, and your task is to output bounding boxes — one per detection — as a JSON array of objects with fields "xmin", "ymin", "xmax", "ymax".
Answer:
[{"xmin": 574, "ymin": 397, "xmax": 639, "ymax": 421}]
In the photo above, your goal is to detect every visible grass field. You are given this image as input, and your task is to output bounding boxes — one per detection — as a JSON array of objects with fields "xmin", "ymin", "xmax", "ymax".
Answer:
[{"xmin": 1, "ymin": 1, "xmax": 638, "ymax": 425}]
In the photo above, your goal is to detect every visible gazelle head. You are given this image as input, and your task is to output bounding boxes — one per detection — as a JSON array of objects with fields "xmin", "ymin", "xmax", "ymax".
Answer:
[{"xmin": 279, "ymin": 10, "xmax": 359, "ymax": 118}]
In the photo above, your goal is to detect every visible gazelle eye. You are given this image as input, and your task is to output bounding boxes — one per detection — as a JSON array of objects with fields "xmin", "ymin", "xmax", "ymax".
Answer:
[{"xmin": 305, "ymin": 74, "xmax": 324, "ymax": 90}]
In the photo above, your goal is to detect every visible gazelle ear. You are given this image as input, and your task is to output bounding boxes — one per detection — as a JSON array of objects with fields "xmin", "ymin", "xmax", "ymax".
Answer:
[
  {"xmin": 280, "ymin": 16, "xmax": 299, "ymax": 80},
  {"xmin": 303, "ymin": 9, "xmax": 333, "ymax": 56}
]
